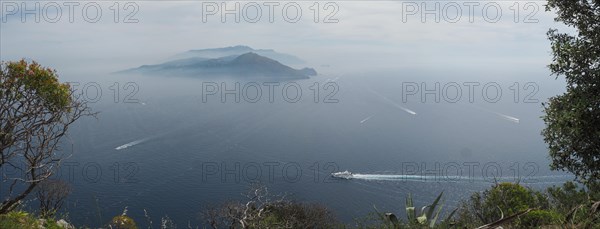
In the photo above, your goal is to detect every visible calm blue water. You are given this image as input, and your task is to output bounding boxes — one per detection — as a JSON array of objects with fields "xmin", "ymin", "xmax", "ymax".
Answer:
[{"xmin": 22, "ymin": 70, "xmax": 571, "ymax": 227}]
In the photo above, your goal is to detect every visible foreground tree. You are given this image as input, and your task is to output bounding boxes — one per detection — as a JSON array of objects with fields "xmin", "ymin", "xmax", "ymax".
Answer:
[
  {"xmin": 542, "ymin": 0, "xmax": 600, "ymax": 185},
  {"xmin": 0, "ymin": 60, "xmax": 93, "ymax": 214}
]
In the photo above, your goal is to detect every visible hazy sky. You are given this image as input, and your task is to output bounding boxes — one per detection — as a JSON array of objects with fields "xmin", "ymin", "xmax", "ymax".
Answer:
[{"xmin": 1, "ymin": 1, "xmax": 565, "ymax": 75}]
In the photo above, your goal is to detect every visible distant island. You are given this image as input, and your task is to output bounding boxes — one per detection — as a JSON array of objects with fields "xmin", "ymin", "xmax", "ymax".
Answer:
[
  {"xmin": 172, "ymin": 45, "xmax": 305, "ymax": 65},
  {"xmin": 118, "ymin": 46, "xmax": 317, "ymax": 79}
]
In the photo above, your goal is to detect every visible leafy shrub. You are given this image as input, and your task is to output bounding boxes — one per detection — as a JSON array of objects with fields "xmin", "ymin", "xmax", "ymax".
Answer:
[
  {"xmin": 547, "ymin": 181, "xmax": 592, "ymax": 214},
  {"xmin": 482, "ymin": 183, "xmax": 541, "ymax": 218},
  {"xmin": 547, "ymin": 181, "xmax": 600, "ymax": 227},
  {"xmin": 0, "ymin": 211, "xmax": 67, "ymax": 229},
  {"xmin": 253, "ymin": 201, "xmax": 337, "ymax": 228},
  {"xmin": 454, "ymin": 182, "xmax": 548, "ymax": 227},
  {"xmin": 110, "ymin": 215, "xmax": 138, "ymax": 229},
  {"xmin": 373, "ymin": 192, "xmax": 456, "ymax": 228},
  {"xmin": 519, "ymin": 209, "xmax": 561, "ymax": 226},
  {"xmin": 0, "ymin": 211, "xmax": 38, "ymax": 229}
]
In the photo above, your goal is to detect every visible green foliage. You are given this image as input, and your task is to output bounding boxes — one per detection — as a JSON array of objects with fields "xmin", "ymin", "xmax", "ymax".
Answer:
[
  {"xmin": 109, "ymin": 215, "xmax": 138, "ymax": 229},
  {"xmin": 547, "ymin": 181, "xmax": 600, "ymax": 226},
  {"xmin": 377, "ymin": 192, "xmax": 456, "ymax": 228},
  {"xmin": 240, "ymin": 202, "xmax": 338, "ymax": 229},
  {"xmin": 543, "ymin": 0, "xmax": 600, "ymax": 186},
  {"xmin": 519, "ymin": 209, "xmax": 562, "ymax": 226},
  {"xmin": 454, "ymin": 182, "xmax": 548, "ymax": 227},
  {"xmin": 455, "ymin": 182, "xmax": 600, "ymax": 227},
  {"xmin": 479, "ymin": 183, "xmax": 542, "ymax": 218},
  {"xmin": 1, "ymin": 59, "xmax": 90, "ymax": 214},
  {"xmin": 547, "ymin": 181, "xmax": 589, "ymax": 216},
  {"xmin": 255, "ymin": 202, "xmax": 338, "ymax": 228},
  {"xmin": 1, "ymin": 59, "xmax": 72, "ymax": 112},
  {"xmin": 0, "ymin": 211, "xmax": 66, "ymax": 229},
  {"xmin": 0, "ymin": 211, "xmax": 37, "ymax": 229},
  {"xmin": 453, "ymin": 201, "xmax": 479, "ymax": 228}
]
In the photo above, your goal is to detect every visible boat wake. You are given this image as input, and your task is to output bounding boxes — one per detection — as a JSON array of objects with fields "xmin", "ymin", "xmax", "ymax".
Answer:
[
  {"xmin": 497, "ymin": 113, "xmax": 520, "ymax": 123},
  {"xmin": 368, "ymin": 89, "xmax": 417, "ymax": 115},
  {"xmin": 331, "ymin": 171, "xmax": 571, "ymax": 183},
  {"xmin": 360, "ymin": 115, "xmax": 374, "ymax": 124},
  {"xmin": 332, "ymin": 171, "xmax": 440, "ymax": 181},
  {"xmin": 115, "ymin": 138, "xmax": 148, "ymax": 150}
]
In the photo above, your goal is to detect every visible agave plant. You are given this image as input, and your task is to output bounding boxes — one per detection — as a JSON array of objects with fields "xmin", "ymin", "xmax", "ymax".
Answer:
[{"xmin": 377, "ymin": 191, "xmax": 457, "ymax": 228}]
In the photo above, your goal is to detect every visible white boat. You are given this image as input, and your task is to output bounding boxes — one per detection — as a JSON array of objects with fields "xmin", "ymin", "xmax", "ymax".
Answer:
[{"xmin": 331, "ymin": 170, "xmax": 353, "ymax": 179}]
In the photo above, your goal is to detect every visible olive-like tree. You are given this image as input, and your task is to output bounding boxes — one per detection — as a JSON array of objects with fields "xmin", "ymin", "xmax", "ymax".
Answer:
[
  {"xmin": 542, "ymin": 0, "xmax": 600, "ymax": 185},
  {"xmin": 0, "ymin": 60, "xmax": 93, "ymax": 214}
]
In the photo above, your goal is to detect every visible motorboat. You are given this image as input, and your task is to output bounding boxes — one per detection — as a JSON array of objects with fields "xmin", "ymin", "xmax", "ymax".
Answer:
[{"xmin": 331, "ymin": 170, "xmax": 353, "ymax": 179}]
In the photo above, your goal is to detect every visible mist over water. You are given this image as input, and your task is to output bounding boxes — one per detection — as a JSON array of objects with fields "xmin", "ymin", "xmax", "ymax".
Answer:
[
  {"xmin": 0, "ymin": 0, "xmax": 574, "ymax": 227},
  {"xmin": 46, "ymin": 65, "xmax": 568, "ymax": 227}
]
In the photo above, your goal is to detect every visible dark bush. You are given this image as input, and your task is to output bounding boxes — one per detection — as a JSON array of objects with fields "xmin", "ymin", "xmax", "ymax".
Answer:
[
  {"xmin": 35, "ymin": 179, "xmax": 72, "ymax": 217},
  {"xmin": 203, "ymin": 186, "xmax": 338, "ymax": 228}
]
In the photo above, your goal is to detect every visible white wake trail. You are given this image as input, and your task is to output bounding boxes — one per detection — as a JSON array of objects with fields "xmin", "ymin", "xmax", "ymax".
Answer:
[
  {"xmin": 497, "ymin": 113, "xmax": 520, "ymax": 123},
  {"xmin": 115, "ymin": 138, "xmax": 148, "ymax": 150},
  {"xmin": 471, "ymin": 105, "xmax": 520, "ymax": 124},
  {"xmin": 360, "ymin": 115, "xmax": 374, "ymax": 124},
  {"xmin": 350, "ymin": 173, "xmax": 464, "ymax": 181},
  {"xmin": 332, "ymin": 171, "xmax": 572, "ymax": 183},
  {"xmin": 369, "ymin": 89, "xmax": 417, "ymax": 115}
]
